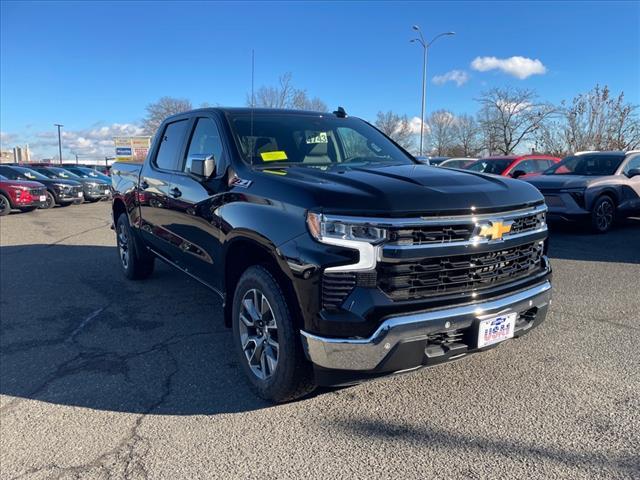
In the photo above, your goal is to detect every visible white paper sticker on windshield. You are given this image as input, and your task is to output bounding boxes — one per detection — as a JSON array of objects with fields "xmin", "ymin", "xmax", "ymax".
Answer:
[{"xmin": 306, "ymin": 132, "xmax": 328, "ymax": 144}]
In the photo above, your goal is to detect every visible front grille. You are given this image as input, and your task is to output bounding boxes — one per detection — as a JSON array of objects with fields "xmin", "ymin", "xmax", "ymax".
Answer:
[
  {"xmin": 387, "ymin": 211, "xmax": 544, "ymax": 246},
  {"xmin": 29, "ymin": 188, "xmax": 46, "ymax": 197},
  {"xmin": 389, "ymin": 225, "xmax": 475, "ymax": 245},
  {"xmin": 378, "ymin": 241, "xmax": 544, "ymax": 301}
]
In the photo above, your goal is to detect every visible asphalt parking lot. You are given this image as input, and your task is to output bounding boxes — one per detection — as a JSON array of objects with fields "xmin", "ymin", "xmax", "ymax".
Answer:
[{"xmin": 1, "ymin": 202, "xmax": 639, "ymax": 480}]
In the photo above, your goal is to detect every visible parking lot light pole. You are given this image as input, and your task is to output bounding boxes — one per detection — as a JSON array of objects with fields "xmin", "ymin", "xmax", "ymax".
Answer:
[
  {"xmin": 411, "ymin": 26, "xmax": 455, "ymax": 156},
  {"xmin": 54, "ymin": 123, "xmax": 63, "ymax": 164}
]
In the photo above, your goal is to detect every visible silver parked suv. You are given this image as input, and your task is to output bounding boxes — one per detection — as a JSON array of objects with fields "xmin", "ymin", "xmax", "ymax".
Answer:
[{"xmin": 524, "ymin": 151, "xmax": 640, "ymax": 232}]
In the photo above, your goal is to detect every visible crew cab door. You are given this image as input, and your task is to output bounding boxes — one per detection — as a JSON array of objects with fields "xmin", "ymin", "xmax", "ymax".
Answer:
[
  {"xmin": 138, "ymin": 117, "xmax": 190, "ymax": 260},
  {"xmin": 164, "ymin": 114, "xmax": 228, "ymax": 293}
]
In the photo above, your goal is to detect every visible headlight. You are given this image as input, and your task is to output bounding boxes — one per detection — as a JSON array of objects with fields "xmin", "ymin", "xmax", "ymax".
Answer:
[
  {"xmin": 306, "ymin": 212, "xmax": 387, "ymax": 244},
  {"xmin": 53, "ymin": 183, "xmax": 68, "ymax": 190},
  {"xmin": 306, "ymin": 212, "xmax": 386, "ymax": 273}
]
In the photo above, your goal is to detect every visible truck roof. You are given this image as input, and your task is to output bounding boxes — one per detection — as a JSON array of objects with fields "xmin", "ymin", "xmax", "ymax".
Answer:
[{"xmin": 167, "ymin": 107, "xmax": 333, "ymax": 121}]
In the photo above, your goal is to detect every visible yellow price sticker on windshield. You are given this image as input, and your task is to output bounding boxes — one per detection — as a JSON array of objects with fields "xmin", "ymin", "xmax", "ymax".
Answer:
[{"xmin": 260, "ymin": 151, "xmax": 288, "ymax": 162}]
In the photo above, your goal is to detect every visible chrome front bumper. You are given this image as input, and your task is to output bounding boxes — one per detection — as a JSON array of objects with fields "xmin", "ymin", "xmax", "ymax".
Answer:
[{"xmin": 301, "ymin": 281, "xmax": 552, "ymax": 371}]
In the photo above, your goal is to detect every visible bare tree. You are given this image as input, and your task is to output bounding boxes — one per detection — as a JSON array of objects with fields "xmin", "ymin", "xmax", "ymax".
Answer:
[
  {"xmin": 452, "ymin": 114, "xmax": 482, "ymax": 157},
  {"xmin": 427, "ymin": 110, "xmax": 456, "ymax": 156},
  {"xmin": 248, "ymin": 72, "xmax": 327, "ymax": 112},
  {"xmin": 476, "ymin": 87, "xmax": 555, "ymax": 155},
  {"xmin": 374, "ymin": 111, "xmax": 416, "ymax": 152},
  {"xmin": 563, "ymin": 85, "xmax": 640, "ymax": 152},
  {"xmin": 142, "ymin": 97, "xmax": 193, "ymax": 135}
]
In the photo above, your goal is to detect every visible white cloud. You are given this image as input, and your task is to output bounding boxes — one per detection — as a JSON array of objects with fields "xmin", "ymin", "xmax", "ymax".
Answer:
[
  {"xmin": 0, "ymin": 131, "xmax": 19, "ymax": 149},
  {"xmin": 409, "ymin": 116, "xmax": 428, "ymax": 135},
  {"xmin": 29, "ymin": 123, "xmax": 144, "ymax": 158},
  {"xmin": 471, "ymin": 56, "xmax": 547, "ymax": 79},
  {"xmin": 432, "ymin": 70, "xmax": 470, "ymax": 87}
]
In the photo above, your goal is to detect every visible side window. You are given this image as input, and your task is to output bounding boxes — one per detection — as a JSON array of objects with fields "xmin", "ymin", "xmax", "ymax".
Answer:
[
  {"xmin": 184, "ymin": 118, "xmax": 224, "ymax": 174},
  {"xmin": 623, "ymin": 155, "xmax": 640, "ymax": 175},
  {"xmin": 154, "ymin": 120, "xmax": 189, "ymax": 171},
  {"xmin": 515, "ymin": 160, "xmax": 536, "ymax": 173}
]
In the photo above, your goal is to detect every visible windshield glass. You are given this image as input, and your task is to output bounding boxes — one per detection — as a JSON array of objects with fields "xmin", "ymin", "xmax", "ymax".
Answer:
[
  {"xmin": 226, "ymin": 112, "xmax": 415, "ymax": 168},
  {"xmin": 74, "ymin": 167, "xmax": 110, "ymax": 181},
  {"xmin": 544, "ymin": 154, "xmax": 624, "ymax": 176},
  {"xmin": 10, "ymin": 167, "xmax": 50, "ymax": 181},
  {"xmin": 466, "ymin": 159, "xmax": 512, "ymax": 174},
  {"xmin": 47, "ymin": 167, "xmax": 81, "ymax": 179}
]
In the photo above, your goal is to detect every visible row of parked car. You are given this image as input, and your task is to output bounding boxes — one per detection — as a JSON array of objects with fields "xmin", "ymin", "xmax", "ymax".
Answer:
[
  {"xmin": 418, "ymin": 151, "xmax": 640, "ymax": 232},
  {"xmin": 0, "ymin": 164, "xmax": 112, "ymax": 216}
]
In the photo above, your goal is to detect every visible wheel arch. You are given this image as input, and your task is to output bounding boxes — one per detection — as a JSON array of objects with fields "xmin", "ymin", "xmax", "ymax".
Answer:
[{"xmin": 222, "ymin": 235, "xmax": 302, "ymax": 330}]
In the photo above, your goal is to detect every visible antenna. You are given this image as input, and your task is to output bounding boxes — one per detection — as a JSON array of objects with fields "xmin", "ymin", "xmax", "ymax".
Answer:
[{"xmin": 250, "ymin": 49, "xmax": 255, "ymax": 165}]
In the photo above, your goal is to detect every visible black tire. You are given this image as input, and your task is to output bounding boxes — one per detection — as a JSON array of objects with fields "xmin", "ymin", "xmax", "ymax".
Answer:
[
  {"xmin": 19, "ymin": 206, "xmax": 37, "ymax": 213},
  {"xmin": 40, "ymin": 191, "xmax": 56, "ymax": 209},
  {"xmin": 0, "ymin": 194, "xmax": 11, "ymax": 216},
  {"xmin": 115, "ymin": 213, "xmax": 155, "ymax": 280},
  {"xmin": 232, "ymin": 265, "xmax": 315, "ymax": 403},
  {"xmin": 590, "ymin": 195, "xmax": 616, "ymax": 233}
]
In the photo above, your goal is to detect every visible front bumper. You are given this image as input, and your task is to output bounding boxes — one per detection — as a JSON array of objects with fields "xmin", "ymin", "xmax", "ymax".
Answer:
[
  {"xmin": 301, "ymin": 281, "xmax": 551, "ymax": 383},
  {"xmin": 543, "ymin": 193, "xmax": 590, "ymax": 221}
]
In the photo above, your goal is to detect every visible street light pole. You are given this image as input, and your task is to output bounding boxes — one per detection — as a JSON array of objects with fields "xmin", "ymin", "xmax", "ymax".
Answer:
[
  {"xmin": 411, "ymin": 26, "xmax": 455, "ymax": 156},
  {"xmin": 54, "ymin": 123, "xmax": 63, "ymax": 164}
]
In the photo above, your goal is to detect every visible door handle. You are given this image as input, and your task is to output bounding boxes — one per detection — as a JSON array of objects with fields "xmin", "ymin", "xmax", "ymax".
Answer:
[
  {"xmin": 140, "ymin": 179, "xmax": 149, "ymax": 189},
  {"xmin": 170, "ymin": 187, "xmax": 182, "ymax": 198}
]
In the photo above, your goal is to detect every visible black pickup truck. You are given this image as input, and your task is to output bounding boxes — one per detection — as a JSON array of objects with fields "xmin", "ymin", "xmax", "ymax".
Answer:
[{"xmin": 111, "ymin": 107, "xmax": 552, "ymax": 402}]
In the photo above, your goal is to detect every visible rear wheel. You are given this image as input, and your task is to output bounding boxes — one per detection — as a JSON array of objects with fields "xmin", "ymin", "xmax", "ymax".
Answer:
[
  {"xmin": 591, "ymin": 195, "xmax": 615, "ymax": 233},
  {"xmin": 116, "ymin": 213, "xmax": 155, "ymax": 280},
  {"xmin": 0, "ymin": 194, "xmax": 11, "ymax": 216},
  {"xmin": 40, "ymin": 191, "xmax": 56, "ymax": 209},
  {"xmin": 232, "ymin": 266, "xmax": 315, "ymax": 403}
]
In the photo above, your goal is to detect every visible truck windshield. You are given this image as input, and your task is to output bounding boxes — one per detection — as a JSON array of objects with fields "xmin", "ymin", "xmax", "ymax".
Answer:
[
  {"xmin": 543, "ymin": 154, "xmax": 624, "ymax": 176},
  {"xmin": 226, "ymin": 112, "xmax": 415, "ymax": 168}
]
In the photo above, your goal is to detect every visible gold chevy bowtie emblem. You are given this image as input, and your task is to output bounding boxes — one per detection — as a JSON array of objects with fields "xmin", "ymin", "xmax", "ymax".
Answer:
[{"xmin": 478, "ymin": 221, "xmax": 513, "ymax": 240}]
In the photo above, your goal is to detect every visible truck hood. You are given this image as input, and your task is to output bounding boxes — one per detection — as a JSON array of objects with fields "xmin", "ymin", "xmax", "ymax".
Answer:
[
  {"xmin": 259, "ymin": 164, "xmax": 543, "ymax": 215},
  {"xmin": 0, "ymin": 180, "xmax": 45, "ymax": 189},
  {"xmin": 524, "ymin": 174, "xmax": 596, "ymax": 191}
]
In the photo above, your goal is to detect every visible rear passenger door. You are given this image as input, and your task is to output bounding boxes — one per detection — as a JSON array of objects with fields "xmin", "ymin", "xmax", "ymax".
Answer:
[
  {"xmin": 163, "ymin": 114, "xmax": 227, "ymax": 292},
  {"xmin": 138, "ymin": 117, "xmax": 190, "ymax": 259}
]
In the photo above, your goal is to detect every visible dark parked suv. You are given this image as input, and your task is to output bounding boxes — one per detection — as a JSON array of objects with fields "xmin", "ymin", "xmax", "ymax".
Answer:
[
  {"xmin": 111, "ymin": 108, "xmax": 552, "ymax": 402},
  {"xmin": 29, "ymin": 166, "xmax": 110, "ymax": 202},
  {"xmin": 0, "ymin": 165, "xmax": 83, "ymax": 208}
]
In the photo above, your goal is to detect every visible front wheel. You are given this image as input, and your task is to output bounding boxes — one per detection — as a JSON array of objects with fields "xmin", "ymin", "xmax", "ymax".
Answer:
[
  {"xmin": 232, "ymin": 266, "xmax": 315, "ymax": 403},
  {"xmin": 591, "ymin": 196, "xmax": 615, "ymax": 233},
  {"xmin": 40, "ymin": 191, "xmax": 55, "ymax": 209},
  {"xmin": 115, "ymin": 213, "xmax": 155, "ymax": 280}
]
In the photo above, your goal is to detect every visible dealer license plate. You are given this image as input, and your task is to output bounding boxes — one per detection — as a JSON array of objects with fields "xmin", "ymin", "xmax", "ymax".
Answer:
[
  {"xmin": 39, "ymin": 195, "xmax": 46, "ymax": 201},
  {"xmin": 104, "ymin": 189, "xmax": 110, "ymax": 194},
  {"xmin": 478, "ymin": 312, "xmax": 517, "ymax": 348},
  {"xmin": 78, "ymin": 192, "xmax": 83, "ymax": 198}
]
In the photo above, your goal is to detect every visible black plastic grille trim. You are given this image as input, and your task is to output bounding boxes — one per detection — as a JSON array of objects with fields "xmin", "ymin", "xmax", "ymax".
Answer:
[{"xmin": 378, "ymin": 241, "xmax": 544, "ymax": 301}]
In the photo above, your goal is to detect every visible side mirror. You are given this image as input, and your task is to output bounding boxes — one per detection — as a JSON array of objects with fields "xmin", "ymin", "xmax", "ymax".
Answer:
[
  {"xmin": 511, "ymin": 170, "xmax": 526, "ymax": 179},
  {"xmin": 626, "ymin": 168, "xmax": 640, "ymax": 178},
  {"xmin": 189, "ymin": 154, "xmax": 215, "ymax": 179}
]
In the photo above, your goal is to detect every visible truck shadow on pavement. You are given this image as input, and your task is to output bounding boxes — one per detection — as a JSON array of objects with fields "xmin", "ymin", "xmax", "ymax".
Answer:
[
  {"xmin": 547, "ymin": 217, "xmax": 640, "ymax": 264},
  {"xmin": 0, "ymin": 244, "xmax": 272, "ymax": 415}
]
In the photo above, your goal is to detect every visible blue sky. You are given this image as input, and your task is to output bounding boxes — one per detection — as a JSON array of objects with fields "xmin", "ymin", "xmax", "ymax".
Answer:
[{"xmin": 1, "ymin": 0, "xmax": 639, "ymax": 159}]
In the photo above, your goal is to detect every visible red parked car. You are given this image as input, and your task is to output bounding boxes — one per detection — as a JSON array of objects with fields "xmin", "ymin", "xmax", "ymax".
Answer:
[
  {"xmin": 0, "ymin": 174, "xmax": 48, "ymax": 216},
  {"xmin": 465, "ymin": 155, "xmax": 561, "ymax": 178}
]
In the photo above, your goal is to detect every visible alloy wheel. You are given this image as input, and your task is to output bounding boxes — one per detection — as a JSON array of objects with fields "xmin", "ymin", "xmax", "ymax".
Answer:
[
  {"xmin": 0, "ymin": 196, "xmax": 8, "ymax": 211},
  {"xmin": 238, "ymin": 288, "xmax": 279, "ymax": 380},
  {"xmin": 117, "ymin": 223, "xmax": 129, "ymax": 269},
  {"xmin": 595, "ymin": 199, "xmax": 614, "ymax": 231}
]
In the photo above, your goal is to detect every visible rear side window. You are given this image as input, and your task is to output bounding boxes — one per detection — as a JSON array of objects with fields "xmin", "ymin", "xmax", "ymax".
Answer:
[
  {"xmin": 184, "ymin": 118, "xmax": 224, "ymax": 174},
  {"xmin": 513, "ymin": 159, "xmax": 537, "ymax": 173},
  {"xmin": 155, "ymin": 120, "xmax": 189, "ymax": 171}
]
